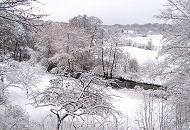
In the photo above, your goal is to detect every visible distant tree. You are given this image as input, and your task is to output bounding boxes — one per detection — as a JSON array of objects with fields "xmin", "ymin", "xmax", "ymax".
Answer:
[
  {"xmin": 126, "ymin": 39, "xmax": 133, "ymax": 46},
  {"xmin": 93, "ymin": 29, "xmax": 127, "ymax": 78},
  {"xmin": 128, "ymin": 58, "xmax": 139, "ymax": 73},
  {"xmin": 98, "ymin": 28, "xmax": 107, "ymax": 77},
  {"xmin": 145, "ymin": 40, "xmax": 153, "ymax": 50},
  {"xmin": 108, "ymin": 33, "xmax": 120, "ymax": 78},
  {"xmin": 69, "ymin": 14, "xmax": 103, "ymax": 47},
  {"xmin": 36, "ymin": 15, "xmax": 105, "ymax": 74},
  {"xmin": 132, "ymin": 42, "xmax": 137, "ymax": 47},
  {"xmin": 36, "ymin": 22, "xmax": 93, "ymax": 72},
  {"xmin": 121, "ymin": 52, "xmax": 131, "ymax": 74}
]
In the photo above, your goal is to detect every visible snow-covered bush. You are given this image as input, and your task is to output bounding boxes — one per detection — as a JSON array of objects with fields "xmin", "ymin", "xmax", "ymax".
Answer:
[
  {"xmin": 0, "ymin": 60, "xmax": 42, "ymax": 93},
  {"xmin": 0, "ymin": 105, "xmax": 30, "ymax": 130},
  {"xmin": 0, "ymin": 105, "xmax": 41, "ymax": 130},
  {"xmin": 145, "ymin": 40, "xmax": 154, "ymax": 50}
]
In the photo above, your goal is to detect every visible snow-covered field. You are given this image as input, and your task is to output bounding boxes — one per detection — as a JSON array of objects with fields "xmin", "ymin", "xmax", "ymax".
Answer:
[
  {"xmin": 121, "ymin": 35, "xmax": 164, "ymax": 64},
  {"xmin": 122, "ymin": 46, "xmax": 158, "ymax": 64},
  {"xmin": 126, "ymin": 35, "xmax": 163, "ymax": 48}
]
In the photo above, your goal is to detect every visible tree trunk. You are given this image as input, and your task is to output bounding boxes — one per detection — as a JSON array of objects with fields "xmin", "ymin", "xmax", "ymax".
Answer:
[
  {"xmin": 56, "ymin": 119, "xmax": 62, "ymax": 130},
  {"xmin": 19, "ymin": 50, "xmax": 22, "ymax": 61},
  {"xmin": 14, "ymin": 41, "xmax": 19, "ymax": 60},
  {"xmin": 90, "ymin": 26, "xmax": 97, "ymax": 47},
  {"xmin": 110, "ymin": 51, "xmax": 116, "ymax": 78},
  {"xmin": 101, "ymin": 40, "xmax": 106, "ymax": 77},
  {"xmin": 110, "ymin": 43, "xmax": 117, "ymax": 78},
  {"xmin": 2, "ymin": 42, "xmax": 6, "ymax": 60},
  {"xmin": 56, "ymin": 113, "xmax": 68, "ymax": 130},
  {"xmin": 67, "ymin": 33, "xmax": 71, "ymax": 70},
  {"xmin": 107, "ymin": 42, "xmax": 113, "ymax": 77}
]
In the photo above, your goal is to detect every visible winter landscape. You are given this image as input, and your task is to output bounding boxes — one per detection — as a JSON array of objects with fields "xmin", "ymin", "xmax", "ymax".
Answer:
[{"xmin": 0, "ymin": 0, "xmax": 190, "ymax": 130}]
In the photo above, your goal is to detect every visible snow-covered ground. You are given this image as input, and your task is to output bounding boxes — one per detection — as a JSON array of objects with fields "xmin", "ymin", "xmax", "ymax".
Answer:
[
  {"xmin": 111, "ymin": 89, "xmax": 145, "ymax": 128},
  {"xmin": 7, "ymin": 72, "xmax": 54, "ymax": 122},
  {"xmin": 7, "ymin": 72, "xmax": 157, "ymax": 129}
]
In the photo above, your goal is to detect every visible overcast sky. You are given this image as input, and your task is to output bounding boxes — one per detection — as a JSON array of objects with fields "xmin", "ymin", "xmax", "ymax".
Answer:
[{"xmin": 39, "ymin": 0, "xmax": 168, "ymax": 25}]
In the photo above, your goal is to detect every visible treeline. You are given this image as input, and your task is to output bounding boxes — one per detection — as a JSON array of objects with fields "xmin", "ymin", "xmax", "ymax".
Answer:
[{"xmin": 103, "ymin": 23, "xmax": 168, "ymax": 35}]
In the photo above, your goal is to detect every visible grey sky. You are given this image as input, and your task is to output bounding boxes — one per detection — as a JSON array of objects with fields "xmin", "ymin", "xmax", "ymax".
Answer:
[{"xmin": 39, "ymin": 0, "xmax": 168, "ymax": 25}]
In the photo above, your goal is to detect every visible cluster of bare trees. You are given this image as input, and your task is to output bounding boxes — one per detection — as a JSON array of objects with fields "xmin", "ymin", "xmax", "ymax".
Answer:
[
  {"xmin": 0, "ymin": 0, "xmax": 43, "ymax": 61},
  {"xmin": 36, "ymin": 15, "xmax": 141, "ymax": 80},
  {"xmin": 147, "ymin": 0, "xmax": 190, "ymax": 129},
  {"xmin": 36, "ymin": 15, "xmax": 100, "ymax": 73},
  {"xmin": 0, "ymin": 0, "xmax": 44, "ymax": 130}
]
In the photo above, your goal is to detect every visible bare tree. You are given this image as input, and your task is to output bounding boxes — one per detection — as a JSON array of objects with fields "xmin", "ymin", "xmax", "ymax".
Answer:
[
  {"xmin": 31, "ymin": 73, "xmax": 118, "ymax": 130},
  {"xmin": 0, "ymin": 0, "xmax": 44, "ymax": 30},
  {"xmin": 0, "ymin": 0, "xmax": 44, "ymax": 61},
  {"xmin": 157, "ymin": 0, "xmax": 190, "ymax": 129}
]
